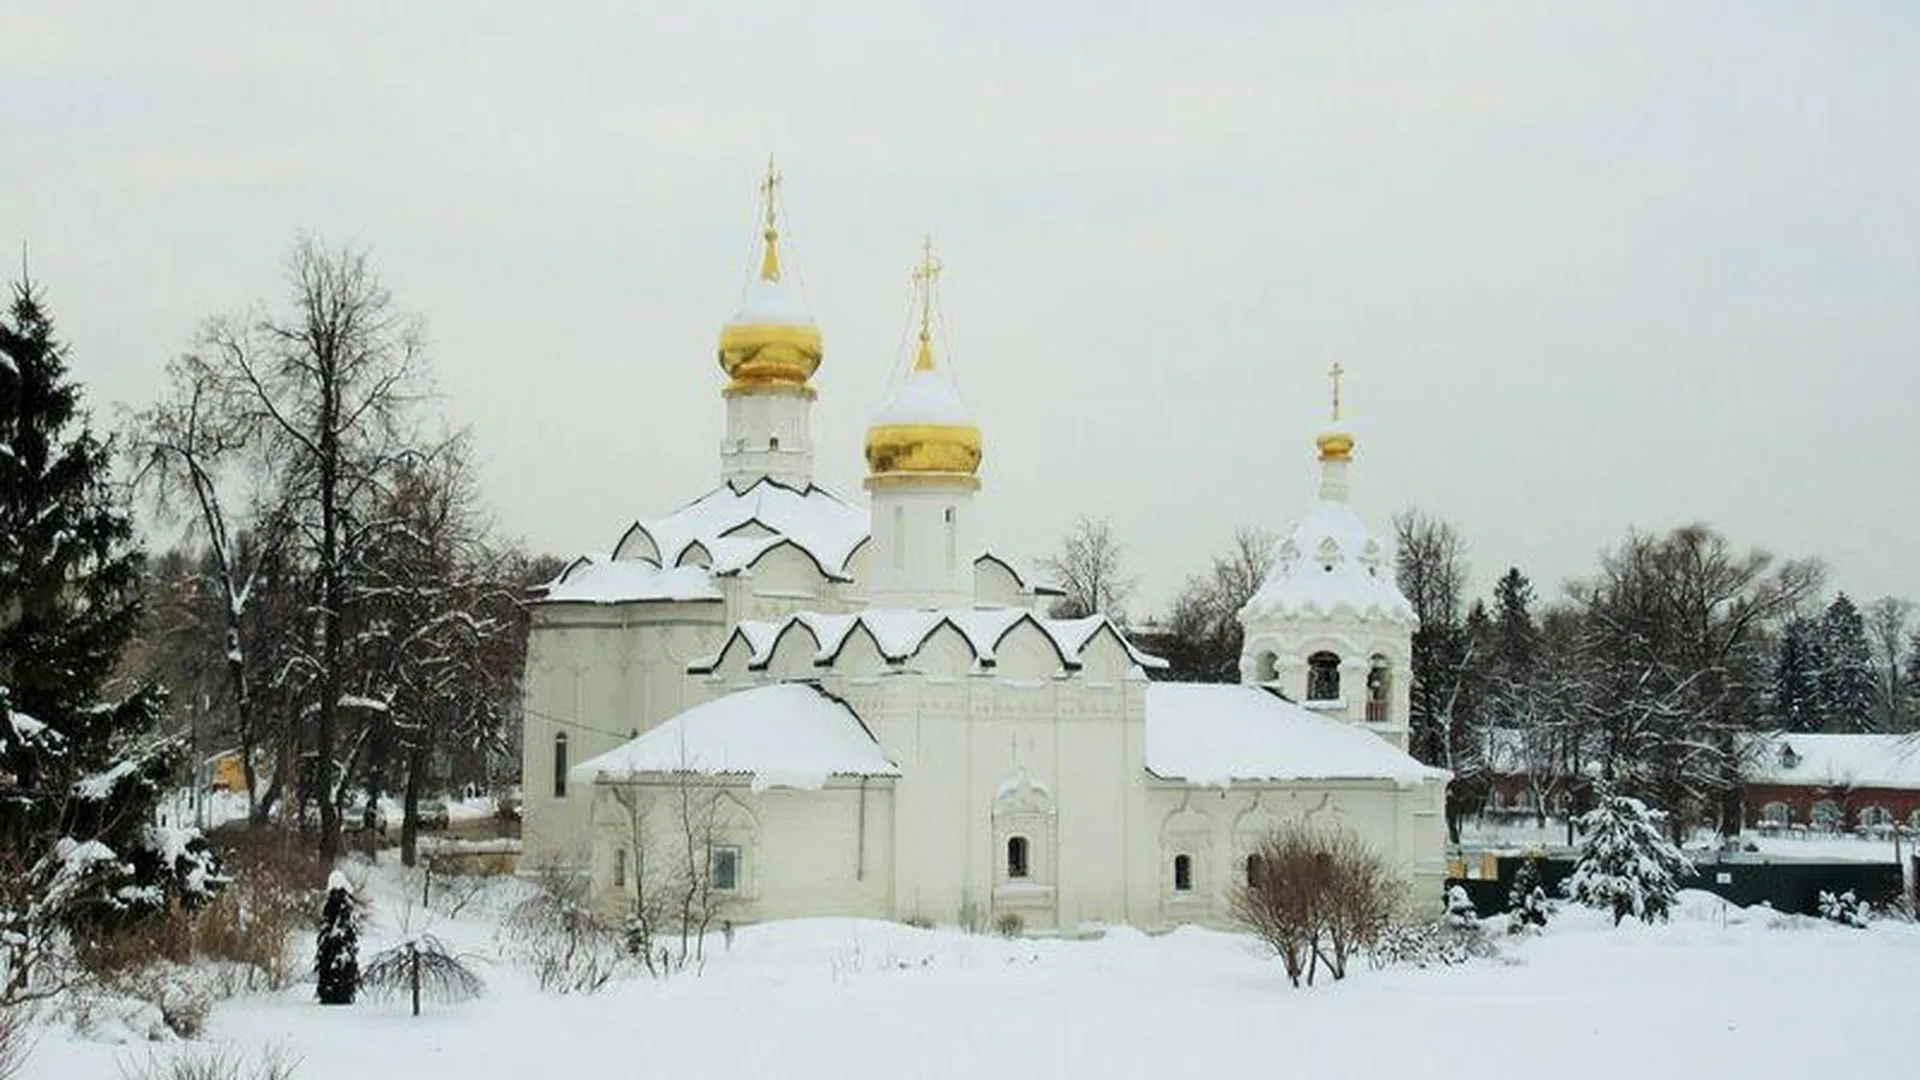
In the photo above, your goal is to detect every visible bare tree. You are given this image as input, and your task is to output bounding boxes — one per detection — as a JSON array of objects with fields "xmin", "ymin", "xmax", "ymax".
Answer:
[
  {"xmin": 1160, "ymin": 526, "xmax": 1276, "ymax": 682},
  {"xmin": 1231, "ymin": 821, "xmax": 1398, "ymax": 988},
  {"xmin": 1864, "ymin": 597, "xmax": 1914, "ymax": 732},
  {"xmin": 1038, "ymin": 516, "xmax": 1139, "ymax": 621},
  {"xmin": 200, "ymin": 236, "xmax": 429, "ymax": 858},
  {"xmin": 1394, "ymin": 510, "xmax": 1488, "ymax": 837}
]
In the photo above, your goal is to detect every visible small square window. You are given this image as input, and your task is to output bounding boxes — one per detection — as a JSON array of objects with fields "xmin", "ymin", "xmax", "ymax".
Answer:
[{"xmin": 710, "ymin": 845, "xmax": 740, "ymax": 892}]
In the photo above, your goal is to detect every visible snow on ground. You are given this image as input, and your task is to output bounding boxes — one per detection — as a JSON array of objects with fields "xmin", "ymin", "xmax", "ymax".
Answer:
[{"xmin": 21, "ymin": 865, "xmax": 1916, "ymax": 1080}]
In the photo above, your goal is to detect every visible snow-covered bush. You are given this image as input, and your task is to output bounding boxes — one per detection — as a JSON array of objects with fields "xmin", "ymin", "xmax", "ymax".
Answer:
[
  {"xmin": 1564, "ymin": 787, "xmax": 1694, "ymax": 925},
  {"xmin": 1507, "ymin": 858, "xmax": 1549, "ymax": 934},
  {"xmin": 1444, "ymin": 885, "xmax": 1478, "ymax": 929},
  {"xmin": 1817, "ymin": 890, "xmax": 1870, "ymax": 929},
  {"xmin": 1369, "ymin": 919, "xmax": 1496, "ymax": 969},
  {"xmin": 314, "ymin": 873, "xmax": 359, "ymax": 1005},
  {"xmin": 0, "ymin": 998, "xmax": 32, "ymax": 1080}
]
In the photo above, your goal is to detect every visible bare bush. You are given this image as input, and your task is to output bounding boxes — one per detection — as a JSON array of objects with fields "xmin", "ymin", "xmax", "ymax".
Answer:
[
  {"xmin": 1231, "ymin": 822, "xmax": 1401, "ymax": 987},
  {"xmin": 498, "ymin": 865, "xmax": 623, "ymax": 994},
  {"xmin": 994, "ymin": 912, "xmax": 1024, "ymax": 938},
  {"xmin": 362, "ymin": 934, "xmax": 484, "ymax": 1016},
  {"xmin": 118, "ymin": 1043, "xmax": 300, "ymax": 1080},
  {"xmin": 0, "ymin": 1001, "xmax": 35, "ymax": 1080}
]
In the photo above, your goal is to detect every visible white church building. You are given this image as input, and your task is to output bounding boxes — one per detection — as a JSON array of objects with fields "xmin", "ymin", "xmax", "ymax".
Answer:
[{"xmin": 518, "ymin": 170, "xmax": 1447, "ymax": 932}]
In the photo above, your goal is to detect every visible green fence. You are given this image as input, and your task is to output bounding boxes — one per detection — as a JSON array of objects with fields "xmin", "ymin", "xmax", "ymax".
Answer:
[{"xmin": 1447, "ymin": 855, "xmax": 1904, "ymax": 918}]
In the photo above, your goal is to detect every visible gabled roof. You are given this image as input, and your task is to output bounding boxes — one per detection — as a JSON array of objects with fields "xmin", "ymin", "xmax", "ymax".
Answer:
[
  {"xmin": 569, "ymin": 682, "xmax": 898, "ymax": 792},
  {"xmin": 536, "ymin": 478, "xmax": 869, "ymax": 605},
  {"xmin": 1740, "ymin": 732, "xmax": 1920, "ymax": 791},
  {"xmin": 689, "ymin": 607, "xmax": 1166, "ymax": 674},
  {"xmin": 1144, "ymin": 684, "xmax": 1445, "ymax": 787}
]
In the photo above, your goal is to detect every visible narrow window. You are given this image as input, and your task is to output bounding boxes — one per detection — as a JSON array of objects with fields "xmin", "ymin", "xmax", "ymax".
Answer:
[
  {"xmin": 769, "ymin": 436, "xmax": 780, "ymax": 451},
  {"xmin": 1173, "ymin": 854, "xmax": 1193, "ymax": 893},
  {"xmin": 1366, "ymin": 657, "xmax": 1390, "ymax": 722},
  {"xmin": 1307, "ymin": 651, "xmax": 1341, "ymax": 701},
  {"xmin": 1245, "ymin": 853, "xmax": 1263, "ymax": 887},
  {"xmin": 614, "ymin": 846, "xmax": 627, "ymax": 889},
  {"xmin": 710, "ymin": 845, "xmax": 740, "ymax": 891},
  {"xmin": 1006, "ymin": 835, "xmax": 1030, "ymax": 879},
  {"xmin": 944, "ymin": 506, "xmax": 957, "ymax": 571},
  {"xmin": 552, "ymin": 733, "xmax": 568, "ymax": 799}
]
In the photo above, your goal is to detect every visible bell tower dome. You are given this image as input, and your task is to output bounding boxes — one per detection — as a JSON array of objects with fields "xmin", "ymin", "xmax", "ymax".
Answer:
[
  {"xmin": 716, "ymin": 157, "xmax": 822, "ymax": 488},
  {"xmin": 1238, "ymin": 365, "xmax": 1416, "ymax": 750}
]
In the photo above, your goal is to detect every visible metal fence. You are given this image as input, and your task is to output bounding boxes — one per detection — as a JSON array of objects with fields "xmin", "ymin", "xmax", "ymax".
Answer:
[{"xmin": 1448, "ymin": 854, "xmax": 1904, "ymax": 917}]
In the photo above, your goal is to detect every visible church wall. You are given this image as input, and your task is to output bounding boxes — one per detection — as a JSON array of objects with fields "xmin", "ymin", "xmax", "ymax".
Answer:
[
  {"xmin": 586, "ymin": 777, "xmax": 894, "ymax": 924},
  {"xmin": 520, "ymin": 601, "xmax": 728, "ymax": 870}
]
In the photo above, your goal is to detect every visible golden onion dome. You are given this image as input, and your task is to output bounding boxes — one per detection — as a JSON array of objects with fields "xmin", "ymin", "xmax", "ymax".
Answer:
[
  {"xmin": 717, "ymin": 160, "xmax": 821, "ymax": 397},
  {"xmin": 864, "ymin": 239, "xmax": 981, "ymax": 479}
]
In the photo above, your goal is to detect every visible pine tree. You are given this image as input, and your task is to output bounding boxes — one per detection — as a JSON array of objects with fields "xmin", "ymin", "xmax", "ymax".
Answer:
[
  {"xmin": 1771, "ymin": 617, "xmax": 1823, "ymax": 733},
  {"xmin": 1818, "ymin": 594, "xmax": 1875, "ymax": 730},
  {"xmin": 1, "ymin": 278, "xmax": 216, "ymax": 998},
  {"xmin": 316, "ymin": 871, "xmax": 360, "ymax": 1005},
  {"xmin": 1565, "ymin": 784, "xmax": 1693, "ymax": 925}
]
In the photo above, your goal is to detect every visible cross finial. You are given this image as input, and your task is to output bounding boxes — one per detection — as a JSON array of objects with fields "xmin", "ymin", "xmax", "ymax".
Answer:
[
  {"xmin": 1328, "ymin": 361, "xmax": 1346, "ymax": 422},
  {"xmin": 757, "ymin": 155, "xmax": 783, "ymax": 282},
  {"xmin": 911, "ymin": 235, "xmax": 943, "ymax": 371}
]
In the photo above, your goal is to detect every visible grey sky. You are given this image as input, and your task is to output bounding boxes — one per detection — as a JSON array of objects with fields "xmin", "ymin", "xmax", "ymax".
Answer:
[{"xmin": 5, "ymin": 2, "xmax": 1917, "ymax": 615}]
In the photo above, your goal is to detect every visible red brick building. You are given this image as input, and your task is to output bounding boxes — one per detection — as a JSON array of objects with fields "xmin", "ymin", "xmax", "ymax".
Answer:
[{"xmin": 1739, "ymin": 733, "xmax": 1920, "ymax": 835}]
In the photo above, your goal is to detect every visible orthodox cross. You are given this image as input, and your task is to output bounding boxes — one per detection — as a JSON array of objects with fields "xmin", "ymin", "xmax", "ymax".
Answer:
[
  {"xmin": 758, "ymin": 156, "xmax": 783, "ymax": 281},
  {"xmin": 912, "ymin": 236, "xmax": 942, "ymax": 368},
  {"xmin": 1328, "ymin": 361, "xmax": 1346, "ymax": 422}
]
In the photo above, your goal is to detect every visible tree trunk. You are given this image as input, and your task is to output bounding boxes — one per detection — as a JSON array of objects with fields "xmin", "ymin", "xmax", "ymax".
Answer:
[{"xmin": 400, "ymin": 742, "xmax": 425, "ymax": 868}]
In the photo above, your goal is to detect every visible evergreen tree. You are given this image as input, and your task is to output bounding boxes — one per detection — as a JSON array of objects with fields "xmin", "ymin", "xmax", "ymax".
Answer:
[
  {"xmin": 1771, "ymin": 617, "xmax": 1823, "ymax": 733},
  {"xmin": 1905, "ymin": 631, "xmax": 1920, "ymax": 732},
  {"xmin": 316, "ymin": 871, "xmax": 360, "ymax": 1005},
  {"xmin": 1, "ymin": 278, "xmax": 216, "ymax": 998},
  {"xmin": 1490, "ymin": 568, "xmax": 1538, "ymax": 678},
  {"xmin": 1817, "ymin": 594, "xmax": 1874, "ymax": 730},
  {"xmin": 1564, "ymin": 784, "xmax": 1693, "ymax": 925},
  {"xmin": 1507, "ymin": 856, "xmax": 1548, "ymax": 933}
]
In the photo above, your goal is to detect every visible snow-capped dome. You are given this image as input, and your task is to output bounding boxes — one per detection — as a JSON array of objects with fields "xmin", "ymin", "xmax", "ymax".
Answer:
[
  {"xmin": 871, "ymin": 364, "xmax": 973, "ymax": 427},
  {"xmin": 730, "ymin": 277, "xmax": 814, "ymax": 328},
  {"xmin": 864, "ymin": 241, "xmax": 981, "ymax": 478},
  {"xmin": 1241, "ymin": 502, "xmax": 1414, "ymax": 624},
  {"xmin": 716, "ymin": 165, "xmax": 822, "ymax": 394}
]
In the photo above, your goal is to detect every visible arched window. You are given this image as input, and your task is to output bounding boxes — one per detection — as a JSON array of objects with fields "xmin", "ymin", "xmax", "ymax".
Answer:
[
  {"xmin": 769, "ymin": 436, "xmax": 780, "ymax": 451},
  {"xmin": 1366, "ymin": 656, "xmax": 1390, "ymax": 722},
  {"xmin": 1253, "ymin": 652, "xmax": 1278, "ymax": 684},
  {"xmin": 614, "ymin": 846, "xmax": 626, "ymax": 889},
  {"xmin": 1859, "ymin": 806, "xmax": 1892, "ymax": 829},
  {"xmin": 1173, "ymin": 854, "xmax": 1193, "ymax": 893},
  {"xmin": 1307, "ymin": 651, "xmax": 1341, "ymax": 702},
  {"xmin": 1006, "ymin": 835, "xmax": 1030, "ymax": 879},
  {"xmin": 1760, "ymin": 802, "xmax": 1791, "ymax": 828},
  {"xmin": 1245, "ymin": 853, "xmax": 1263, "ymax": 887},
  {"xmin": 1810, "ymin": 801, "xmax": 1841, "ymax": 830},
  {"xmin": 552, "ymin": 733, "xmax": 569, "ymax": 799}
]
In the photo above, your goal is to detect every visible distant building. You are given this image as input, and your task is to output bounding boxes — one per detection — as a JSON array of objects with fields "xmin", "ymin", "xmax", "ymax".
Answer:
[{"xmin": 1740, "ymin": 732, "xmax": 1920, "ymax": 835}]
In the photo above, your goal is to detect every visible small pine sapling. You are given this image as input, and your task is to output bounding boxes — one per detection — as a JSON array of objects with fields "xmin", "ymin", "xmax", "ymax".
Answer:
[
  {"xmin": 315, "ymin": 872, "xmax": 360, "ymax": 1005},
  {"xmin": 1816, "ymin": 890, "xmax": 1869, "ymax": 929},
  {"xmin": 1564, "ymin": 786, "xmax": 1694, "ymax": 926},
  {"xmin": 1444, "ymin": 885, "xmax": 1478, "ymax": 929},
  {"xmin": 362, "ymin": 933, "xmax": 483, "ymax": 1016},
  {"xmin": 1507, "ymin": 857, "xmax": 1549, "ymax": 934}
]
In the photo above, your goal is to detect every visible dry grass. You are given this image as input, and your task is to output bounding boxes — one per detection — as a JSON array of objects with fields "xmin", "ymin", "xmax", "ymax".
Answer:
[{"xmin": 118, "ymin": 1044, "xmax": 300, "ymax": 1080}]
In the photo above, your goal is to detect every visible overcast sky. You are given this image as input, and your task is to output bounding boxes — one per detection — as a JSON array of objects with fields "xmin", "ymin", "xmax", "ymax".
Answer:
[{"xmin": 4, "ymin": 2, "xmax": 1916, "ymax": 615}]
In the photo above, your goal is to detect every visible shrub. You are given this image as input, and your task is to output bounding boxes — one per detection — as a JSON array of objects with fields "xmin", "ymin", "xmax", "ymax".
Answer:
[
  {"xmin": 1817, "ymin": 890, "xmax": 1870, "ymax": 929},
  {"xmin": 1506, "ymin": 857, "xmax": 1549, "ymax": 935},
  {"xmin": 1443, "ymin": 885, "xmax": 1477, "ymax": 929},
  {"xmin": 994, "ymin": 912, "xmax": 1024, "ymax": 938},
  {"xmin": 1370, "ymin": 920, "xmax": 1496, "ymax": 969},
  {"xmin": 117, "ymin": 1044, "xmax": 300, "ymax": 1080},
  {"xmin": 361, "ymin": 934, "xmax": 484, "ymax": 1016},
  {"xmin": 0, "ymin": 1000, "xmax": 34, "ymax": 1080},
  {"xmin": 1231, "ymin": 822, "xmax": 1400, "ymax": 987},
  {"xmin": 314, "ymin": 873, "xmax": 360, "ymax": 1006},
  {"xmin": 499, "ymin": 866, "xmax": 623, "ymax": 994}
]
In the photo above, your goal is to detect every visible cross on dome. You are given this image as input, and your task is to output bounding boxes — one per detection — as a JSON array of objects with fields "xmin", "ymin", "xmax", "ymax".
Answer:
[
  {"xmin": 759, "ymin": 155, "xmax": 784, "ymax": 282},
  {"xmin": 1328, "ymin": 361, "xmax": 1345, "ymax": 422},
  {"xmin": 911, "ymin": 235, "xmax": 943, "ymax": 372}
]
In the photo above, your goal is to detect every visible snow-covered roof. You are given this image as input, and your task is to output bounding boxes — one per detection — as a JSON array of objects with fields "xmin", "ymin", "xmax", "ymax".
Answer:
[
  {"xmin": 975, "ymin": 549, "xmax": 1066, "ymax": 597},
  {"xmin": 1144, "ymin": 684, "xmax": 1446, "ymax": 787},
  {"xmin": 539, "ymin": 478, "xmax": 870, "ymax": 604},
  {"xmin": 541, "ymin": 557, "xmax": 724, "ymax": 605},
  {"xmin": 691, "ymin": 607, "xmax": 1165, "ymax": 674},
  {"xmin": 731, "ymin": 278, "xmax": 814, "ymax": 327},
  {"xmin": 872, "ymin": 365, "xmax": 973, "ymax": 428},
  {"xmin": 571, "ymin": 682, "xmax": 898, "ymax": 792},
  {"xmin": 1741, "ymin": 732, "xmax": 1920, "ymax": 791},
  {"xmin": 1239, "ymin": 501, "xmax": 1415, "ymax": 625}
]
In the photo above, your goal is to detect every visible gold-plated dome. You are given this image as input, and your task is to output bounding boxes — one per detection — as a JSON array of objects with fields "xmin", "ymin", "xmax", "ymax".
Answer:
[
  {"xmin": 1316, "ymin": 361, "xmax": 1354, "ymax": 461},
  {"xmin": 717, "ymin": 158, "xmax": 821, "ymax": 397},
  {"xmin": 864, "ymin": 239, "xmax": 982, "ymax": 481}
]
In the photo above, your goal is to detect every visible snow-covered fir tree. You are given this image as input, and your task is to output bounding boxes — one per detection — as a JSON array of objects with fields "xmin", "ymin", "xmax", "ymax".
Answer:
[
  {"xmin": 1, "ymin": 278, "xmax": 219, "ymax": 1000},
  {"xmin": 1565, "ymin": 785, "xmax": 1694, "ymax": 926},
  {"xmin": 1817, "ymin": 594, "xmax": 1875, "ymax": 731},
  {"xmin": 1770, "ymin": 617, "xmax": 1824, "ymax": 733},
  {"xmin": 316, "ymin": 871, "xmax": 361, "ymax": 1005}
]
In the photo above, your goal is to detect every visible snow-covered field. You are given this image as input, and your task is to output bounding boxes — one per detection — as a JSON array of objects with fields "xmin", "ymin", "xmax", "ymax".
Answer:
[{"xmin": 20, "ymin": 866, "xmax": 1915, "ymax": 1080}]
